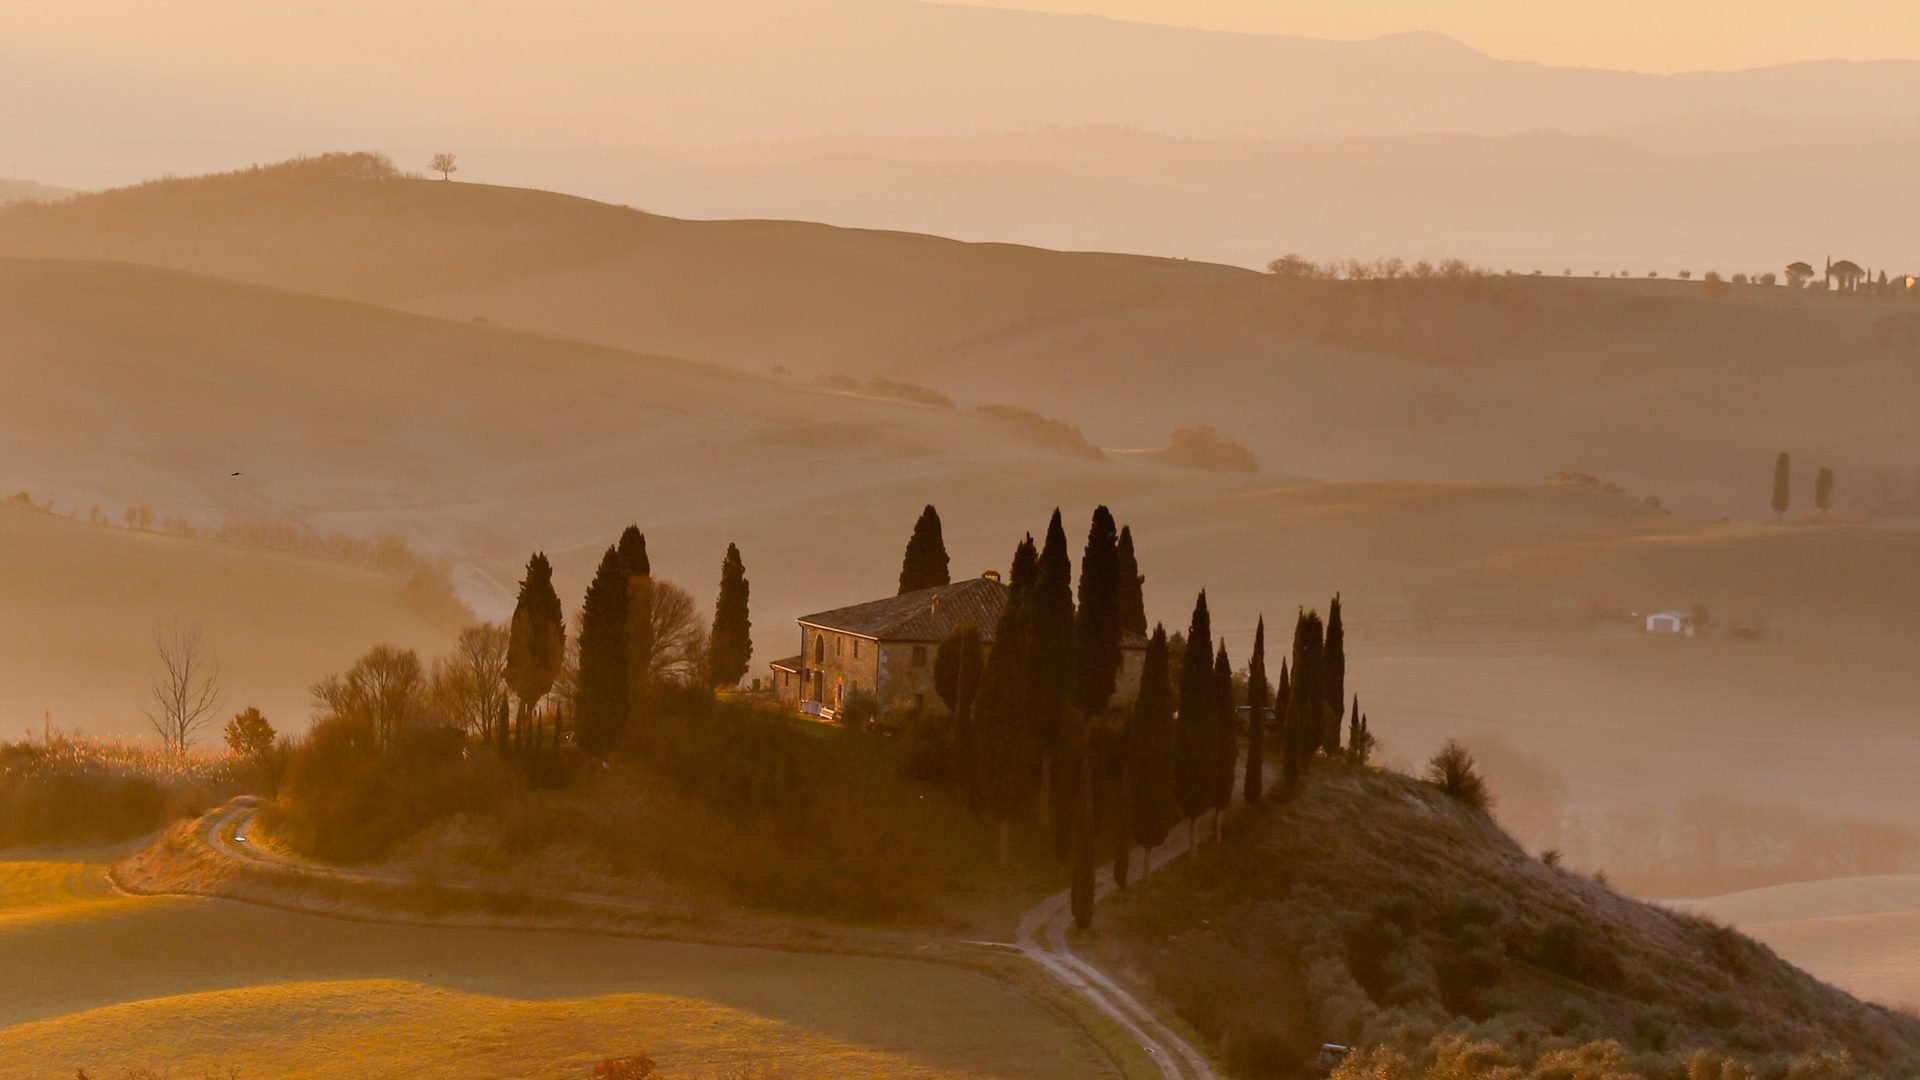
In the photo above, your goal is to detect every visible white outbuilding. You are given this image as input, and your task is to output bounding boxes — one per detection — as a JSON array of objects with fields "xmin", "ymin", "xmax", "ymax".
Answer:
[{"xmin": 1645, "ymin": 611, "xmax": 1692, "ymax": 636}]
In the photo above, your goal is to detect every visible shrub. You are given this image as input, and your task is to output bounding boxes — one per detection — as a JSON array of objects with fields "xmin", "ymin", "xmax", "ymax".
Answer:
[
  {"xmin": 900, "ymin": 706, "xmax": 959, "ymax": 784},
  {"xmin": 1426, "ymin": 740, "xmax": 1492, "ymax": 811},
  {"xmin": 838, "ymin": 691, "xmax": 879, "ymax": 732}
]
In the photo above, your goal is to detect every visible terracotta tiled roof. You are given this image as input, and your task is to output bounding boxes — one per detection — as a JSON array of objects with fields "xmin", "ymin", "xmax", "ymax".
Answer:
[
  {"xmin": 769, "ymin": 655, "xmax": 803, "ymax": 672},
  {"xmin": 799, "ymin": 576, "xmax": 1152, "ymax": 649},
  {"xmin": 800, "ymin": 577, "xmax": 1009, "ymax": 642}
]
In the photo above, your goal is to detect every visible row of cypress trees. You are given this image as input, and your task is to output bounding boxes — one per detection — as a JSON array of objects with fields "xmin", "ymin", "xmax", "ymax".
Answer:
[
  {"xmin": 502, "ymin": 526, "xmax": 753, "ymax": 760},
  {"xmin": 908, "ymin": 501, "xmax": 1372, "ymax": 919},
  {"xmin": 922, "ymin": 505, "xmax": 1147, "ymax": 868}
]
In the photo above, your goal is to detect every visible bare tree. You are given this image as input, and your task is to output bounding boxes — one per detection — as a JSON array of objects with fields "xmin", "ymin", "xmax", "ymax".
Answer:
[
  {"xmin": 312, "ymin": 645, "xmax": 426, "ymax": 750},
  {"xmin": 632, "ymin": 579, "xmax": 709, "ymax": 690},
  {"xmin": 144, "ymin": 622, "xmax": 222, "ymax": 754},
  {"xmin": 430, "ymin": 623, "xmax": 511, "ymax": 739},
  {"xmin": 430, "ymin": 152, "xmax": 458, "ymax": 181}
]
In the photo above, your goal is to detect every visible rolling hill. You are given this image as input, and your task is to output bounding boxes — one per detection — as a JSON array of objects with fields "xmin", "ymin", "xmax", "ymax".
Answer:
[
  {"xmin": 0, "ymin": 501, "xmax": 463, "ymax": 739},
  {"xmin": 4, "ymin": 249, "xmax": 1918, "ymax": 847},
  {"xmin": 1096, "ymin": 766, "xmax": 1920, "ymax": 1076},
  {"xmin": 6, "ymin": 160, "xmax": 1916, "ymax": 523}
]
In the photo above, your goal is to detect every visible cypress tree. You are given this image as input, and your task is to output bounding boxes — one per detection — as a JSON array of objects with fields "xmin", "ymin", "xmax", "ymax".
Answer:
[
  {"xmin": 934, "ymin": 624, "xmax": 986, "ymax": 811},
  {"xmin": 620, "ymin": 528, "xmax": 654, "ymax": 715},
  {"xmin": 1069, "ymin": 776, "xmax": 1097, "ymax": 930},
  {"xmin": 574, "ymin": 546, "xmax": 631, "ymax": 757},
  {"xmin": 1287, "ymin": 610, "xmax": 1325, "ymax": 788},
  {"xmin": 1816, "ymin": 466, "xmax": 1835, "ymax": 515},
  {"xmin": 1125, "ymin": 625, "xmax": 1175, "ymax": 868},
  {"xmin": 1272, "ymin": 658, "xmax": 1292, "ymax": 792},
  {"xmin": 617, "ymin": 525, "xmax": 650, "ymax": 578},
  {"xmin": 708, "ymin": 543, "xmax": 752, "ymax": 690},
  {"xmin": 1008, "ymin": 533, "xmax": 1040, "ymax": 598},
  {"xmin": 1243, "ymin": 618, "xmax": 1268, "ymax": 806},
  {"xmin": 1075, "ymin": 506, "xmax": 1123, "ymax": 717},
  {"xmin": 1032, "ymin": 510, "xmax": 1078, "ymax": 857},
  {"xmin": 504, "ymin": 552, "xmax": 565, "ymax": 752},
  {"xmin": 1772, "ymin": 452, "xmax": 1792, "ymax": 522},
  {"xmin": 1115, "ymin": 525, "xmax": 1147, "ymax": 636},
  {"xmin": 898, "ymin": 505, "xmax": 951, "ymax": 594},
  {"xmin": 1210, "ymin": 641, "xmax": 1236, "ymax": 842},
  {"xmin": 975, "ymin": 538, "xmax": 1040, "ymax": 867},
  {"xmin": 1174, "ymin": 591, "xmax": 1215, "ymax": 850},
  {"xmin": 1324, "ymin": 594, "xmax": 1346, "ymax": 756},
  {"xmin": 1347, "ymin": 696, "xmax": 1363, "ymax": 758}
]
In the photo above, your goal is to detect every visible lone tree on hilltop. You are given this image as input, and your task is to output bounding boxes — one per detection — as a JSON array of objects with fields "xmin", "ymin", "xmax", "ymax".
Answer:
[
  {"xmin": 1324, "ymin": 594, "xmax": 1347, "ymax": 755},
  {"xmin": 1124, "ymin": 625, "xmax": 1176, "ymax": 873},
  {"xmin": 974, "ymin": 536, "xmax": 1041, "ymax": 867},
  {"xmin": 505, "ymin": 552, "xmax": 566, "ymax": 751},
  {"xmin": 1075, "ymin": 506, "xmax": 1123, "ymax": 718},
  {"xmin": 1209, "ymin": 641, "xmax": 1236, "ymax": 843},
  {"xmin": 1772, "ymin": 452, "xmax": 1792, "ymax": 522},
  {"xmin": 1816, "ymin": 467, "xmax": 1836, "ymax": 517},
  {"xmin": 145, "ymin": 621, "xmax": 222, "ymax": 755},
  {"xmin": 430, "ymin": 152, "xmax": 458, "ymax": 180},
  {"xmin": 708, "ymin": 543, "xmax": 752, "ymax": 690},
  {"xmin": 898, "ymin": 505, "xmax": 951, "ymax": 594},
  {"xmin": 1115, "ymin": 525, "xmax": 1147, "ymax": 636},
  {"xmin": 1243, "ymin": 618, "xmax": 1268, "ymax": 806},
  {"xmin": 1174, "ymin": 591, "xmax": 1215, "ymax": 851},
  {"xmin": 575, "ymin": 545, "xmax": 633, "ymax": 757}
]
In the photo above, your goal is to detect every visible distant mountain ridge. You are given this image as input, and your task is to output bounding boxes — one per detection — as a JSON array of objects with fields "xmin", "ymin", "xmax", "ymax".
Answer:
[{"xmin": 13, "ymin": 0, "xmax": 1920, "ymax": 189}]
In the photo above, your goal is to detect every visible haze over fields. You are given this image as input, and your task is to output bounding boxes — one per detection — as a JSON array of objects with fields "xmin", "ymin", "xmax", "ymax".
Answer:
[
  {"xmin": 14, "ymin": 1, "xmax": 1920, "ymax": 270},
  {"xmin": 5, "ymin": 3, "xmax": 1920, "ymax": 1072}
]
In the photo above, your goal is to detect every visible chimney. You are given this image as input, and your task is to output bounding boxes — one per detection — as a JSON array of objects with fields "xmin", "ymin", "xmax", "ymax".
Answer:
[
  {"xmin": 981, "ymin": 570, "xmax": 1002, "ymax": 583},
  {"xmin": 929, "ymin": 595, "xmax": 943, "ymax": 614}
]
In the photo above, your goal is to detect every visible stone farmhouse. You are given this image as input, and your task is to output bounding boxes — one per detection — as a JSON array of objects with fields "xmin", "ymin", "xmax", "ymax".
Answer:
[{"xmin": 771, "ymin": 574, "xmax": 1149, "ymax": 721}]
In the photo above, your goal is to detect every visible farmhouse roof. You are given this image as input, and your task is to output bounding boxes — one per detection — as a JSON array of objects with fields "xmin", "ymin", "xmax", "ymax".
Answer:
[
  {"xmin": 769, "ymin": 655, "xmax": 803, "ymax": 673},
  {"xmin": 799, "ymin": 576, "xmax": 1152, "ymax": 648},
  {"xmin": 800, "ymin": 577, "xmax": 1010, "ymax": 642}
]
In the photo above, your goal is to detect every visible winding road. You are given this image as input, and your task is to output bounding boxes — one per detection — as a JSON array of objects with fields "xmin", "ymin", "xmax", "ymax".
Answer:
[{"xmin": 191, "ymin": 798, "xmax": 1217, "ymax": 1080}]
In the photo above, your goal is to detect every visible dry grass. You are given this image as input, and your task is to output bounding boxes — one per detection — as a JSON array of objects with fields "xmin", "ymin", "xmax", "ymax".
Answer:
[
  {"xmin": 1093, "ymin": 766, "xmax": 1920, "ymax": 1078},
  {"xmin": 0, "ymin": 735, "xmax": 244, "ymax": 849}
]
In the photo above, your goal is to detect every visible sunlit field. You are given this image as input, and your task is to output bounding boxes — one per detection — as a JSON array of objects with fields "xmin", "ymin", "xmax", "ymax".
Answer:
[{"xmin": 0, "ymin": 852, "xmax": 1128, "ymax": 1079}]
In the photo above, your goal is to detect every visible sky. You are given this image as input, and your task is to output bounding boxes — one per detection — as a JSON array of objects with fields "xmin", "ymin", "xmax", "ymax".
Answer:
[{"xmin": 944, "ymin": 0, "xmax": 1920, "ymax": 72}]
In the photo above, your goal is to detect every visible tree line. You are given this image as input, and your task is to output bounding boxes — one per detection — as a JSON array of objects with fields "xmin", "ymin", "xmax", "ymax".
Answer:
[
  {"xmin": 1770, "ymin": 452, "xmax": 1838, "ymax": 522},
  {"xmin": 902, "ymin": 504, "xmax": 1373, "ymax": 929},
  {"xmin": 297, "ymin": 527, "xmax": 752, "ymax": 772}
]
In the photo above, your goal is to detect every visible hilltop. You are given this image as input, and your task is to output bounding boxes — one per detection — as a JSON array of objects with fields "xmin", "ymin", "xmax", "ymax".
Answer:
[{"xmin": 1093, "ymin": 765, "xmax": 1920, "ymax": 1077}]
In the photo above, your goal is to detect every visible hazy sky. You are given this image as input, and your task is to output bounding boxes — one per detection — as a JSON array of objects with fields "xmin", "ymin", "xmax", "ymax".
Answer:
[{"xmin": 947, "ymin": 0, "xmax": 1920, "ymax": 71}]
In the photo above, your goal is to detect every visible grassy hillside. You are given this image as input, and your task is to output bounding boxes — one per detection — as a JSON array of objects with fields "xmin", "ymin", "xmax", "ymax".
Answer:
[
  {"xmin": 5, "ymin": 157, "xmax": 1916, "ymax": 519},
  {"xmin": 0, "ymin": 501, "xmax": 463, "ymax": 741},
  {"xmin": 1092, "ymin": 766, "xmax": 1920, "ymax": 1078}
]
